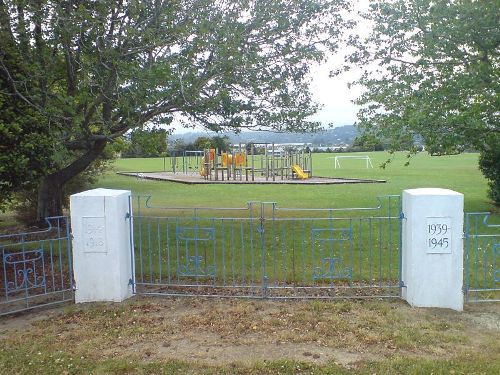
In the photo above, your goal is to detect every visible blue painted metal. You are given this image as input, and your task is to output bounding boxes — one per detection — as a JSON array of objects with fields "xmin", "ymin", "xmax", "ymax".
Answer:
[
  {"xmin": 3, "ymin": 248, "xmax": 46, "ymax": 293},
  {"xmin": 494, "ymin": 244, "xmax": 499, "ymax": 284},
  {"xmin": 1, "ymin": 216, "xmax": 73, "ymax": 316},
  {"xmin": 311, "ymin": 228, "xmax": 353, "ymax": 282},
  {"xmin": 313, "ymin": 258, "xmax": 352, "ymax": 281},
  {"xmin": 464, "ymin": 212, "xmax": 500, "ymax": 302},
  {"xmin": 176, "ymin": 226, "xmax": 216, "ymax": 278},
  {"xmin": 130, "ymin": 195, "xmax": 403, "ymax": 299},
  {"xmin": 178, "ymin": 255, "xmax": 216, "ymax": 277},
  {"xmin": 127, "ymin": 196, "xmax": 136, "ymax": 294}
]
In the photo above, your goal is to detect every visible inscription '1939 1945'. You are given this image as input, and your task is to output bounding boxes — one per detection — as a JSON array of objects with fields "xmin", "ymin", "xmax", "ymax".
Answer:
[
  {"xmin": 83, "ymin": 217, "xmax": 106, "ymax": 253},
  {"xmin": 426, "ymin": 217, "xmax": 452, "ymax": 254}
]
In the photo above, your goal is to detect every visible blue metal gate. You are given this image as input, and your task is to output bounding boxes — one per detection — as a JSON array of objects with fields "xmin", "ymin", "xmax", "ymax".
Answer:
[
  {"xmin": 0, "ymin": 217, "xmax": 74, "ymax": 315},
  {"xmin": 465, "ymin": 212, "xmax": 500, "ymax": 302},
  {"xmin": 130, "ymin": 195, "xmax": 403, "ymax": 299}
]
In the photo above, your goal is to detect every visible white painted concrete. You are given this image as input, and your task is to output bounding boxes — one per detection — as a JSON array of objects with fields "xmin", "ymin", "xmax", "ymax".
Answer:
[
  {"xmin": 70, "ymin": 188, "xmax": 133, "ymax": 303},
  {"xmin": 402, "ymin": 188, "xmax": 464, "ymax": 311}
]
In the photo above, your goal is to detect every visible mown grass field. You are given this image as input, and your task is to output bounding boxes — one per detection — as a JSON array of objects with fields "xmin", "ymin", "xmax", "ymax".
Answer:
[
  {"xmin": 100, "ymin": 151, "xmax": 492, "ymax": 213},
  {"xmin": 101, "ymin": 151, "xmax": 498, "ymax": 297},
  {"xmin": 1, "ymin": 151, "xmax": 499, "ymax": 375}
]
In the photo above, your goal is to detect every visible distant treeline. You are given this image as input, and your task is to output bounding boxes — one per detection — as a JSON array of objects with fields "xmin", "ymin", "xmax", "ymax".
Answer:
[
  {"xmin": 170, "ymin": 125, "xmax": 358, "ymax": 146},
  {"xmin": 121, "ymin": 126, "xmax": 429, "ymax": 158}
]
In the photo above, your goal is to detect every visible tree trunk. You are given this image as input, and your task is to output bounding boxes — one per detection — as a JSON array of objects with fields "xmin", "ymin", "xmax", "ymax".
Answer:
[
  {"xmin": 36, "ymin": 174, "xmax": 64, "ymax": 222},
  {"xmin": 36, "ymin": 139, "xmax": 108, "ymax": 222}
]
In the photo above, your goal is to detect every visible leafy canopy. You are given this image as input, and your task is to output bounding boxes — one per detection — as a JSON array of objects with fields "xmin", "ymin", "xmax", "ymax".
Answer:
[
  {"xmin": 347, "ymin": 0, "xmax": 499, "ymax": 155},
  {"xmin": 0, "ymin": 89, "xmax": 52, "ymax": 208},
  {"xmin": 0, "ymin": 0, "xmax": 351, "ymax": 213},
  {"xmin": 123, "ymin": 128, "xmax": 168, "ymax": 158}
]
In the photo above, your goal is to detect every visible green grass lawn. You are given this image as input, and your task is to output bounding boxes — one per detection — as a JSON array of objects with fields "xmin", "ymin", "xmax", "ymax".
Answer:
[
  {"xmin": 96, "ymin": 152, "xmax": 497, "ymax": 296},
  {"xmin": 0, "ymin": 153, "xmax": 498, "ymax": 374},
  {"xmin": 2, "ymin": 151, "xmax": 496, "ymax": 305},
  {"xmin": 100, "ymin": 151, "xmax": 491, "ymax": 213}
]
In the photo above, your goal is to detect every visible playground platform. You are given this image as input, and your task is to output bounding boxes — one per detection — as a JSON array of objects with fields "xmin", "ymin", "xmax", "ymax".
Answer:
[{"xmin": 117, "ymin": 172, "xmax": 386, "ymax": 185}]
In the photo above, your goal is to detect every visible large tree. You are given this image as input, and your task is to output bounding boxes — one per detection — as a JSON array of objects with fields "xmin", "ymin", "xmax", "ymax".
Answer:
[
  {"xmin": 0, "ymin": 80, "xmax": 52, "ymax": 211},
  {"xmin": 0, "ymin": 0, "xmax": 350, "ymax": 220},
  {"xmin": 123, "ymin": 127, "xmax": 168, "ymax": 157},
  {"xmin": 346, "ymin": 0, "xmax": 499, "ymax": 203}
]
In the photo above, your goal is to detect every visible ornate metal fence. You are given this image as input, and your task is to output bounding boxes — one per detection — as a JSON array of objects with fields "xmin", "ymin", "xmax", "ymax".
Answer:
[
  {"xmin": 465, "ymin": 212, "xmax": 500, "ymax": 302},
  {"xmin": 0, "ymin": 217, "xmax": 74, "ymax": 315},
  {"xmin": 131, "ymin": 195, "xmax": 402, "ymax": 299}
]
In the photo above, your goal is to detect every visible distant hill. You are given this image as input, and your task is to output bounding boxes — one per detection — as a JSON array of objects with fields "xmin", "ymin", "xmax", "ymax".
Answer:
[{"xmin": 170, "ymin": 125, "xmax": 358, "ymax": 146}]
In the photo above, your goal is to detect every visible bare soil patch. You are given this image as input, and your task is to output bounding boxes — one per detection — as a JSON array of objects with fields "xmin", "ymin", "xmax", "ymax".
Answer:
[{"xmin": 0, "ymin": 297, "xmax": 498, "ymax": 370}]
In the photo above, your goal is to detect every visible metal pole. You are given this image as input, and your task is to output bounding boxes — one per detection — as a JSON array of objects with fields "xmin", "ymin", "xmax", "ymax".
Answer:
[
  {"xmin": 271, "ymin": 143, "xmax": 275, "ymax": 182},
  {"xmin": 215, "ymin": 149, "xmax": 218, "ymax": 181},
  {"xmin": 239, "ymin": 143, "xmax": 243, "ymax": 181},
  {"xmin": 252, "ymin": 144, "xmax": 255, "ymax": 181},
  {"xmin": 265, "ymin": 143, "xmax": 268, "ymax": 181},
  {"xmin": 309, "ymin": 149, "xmax": 313, "ymax": 177},
  {"xmin": 232, "ymin": 150, "xmax": 236, "ymax": 181}
]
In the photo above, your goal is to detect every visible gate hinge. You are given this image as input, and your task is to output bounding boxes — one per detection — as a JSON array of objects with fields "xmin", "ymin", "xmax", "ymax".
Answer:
[
  {"xmin": 399, "ymin": 212, "xmax": 405, "ymax": 220},
  {"xmin": 125, "ymin": 212, "xmax": 131, "ymax": 219},
  {"xmin": 128, "ymin": 278, "xmax": 134, "ymax": 286}
]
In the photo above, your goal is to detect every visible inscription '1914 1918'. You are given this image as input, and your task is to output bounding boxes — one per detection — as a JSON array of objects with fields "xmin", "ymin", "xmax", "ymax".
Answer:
[
  {"xmin": 426, "ymin": 217, "xmax": 452, "ymax": 254},
  {"xmin": 83, "ymin": 217, "xmax": 106, "ymax": 253}
]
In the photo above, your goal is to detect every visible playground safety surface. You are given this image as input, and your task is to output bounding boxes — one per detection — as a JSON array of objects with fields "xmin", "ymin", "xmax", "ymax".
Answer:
[{"xmin": 118, "ymin": 172, "xmax": 386, "ymax": 185}]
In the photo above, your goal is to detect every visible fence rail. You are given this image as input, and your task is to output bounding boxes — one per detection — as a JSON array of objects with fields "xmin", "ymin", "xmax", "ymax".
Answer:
[
  {"xmin": 131, "ymin": 195, "xmax": 402, "ymax": 299},
  {"xmin": 2, "ymin": 194, "xmax": 495, "ymax": 317},
  {"xmin": 0, "ymin": 216, "xmax": 74, "ymax": 316},
  {"xmin": 465, "ymin": 212, "xmax": 500, "ymax": 302}
]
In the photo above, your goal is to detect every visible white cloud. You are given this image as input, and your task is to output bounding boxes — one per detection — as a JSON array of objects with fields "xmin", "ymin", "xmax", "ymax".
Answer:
[{"xmin": 173, "ymin": 0, "xmax": 373, "ymax": 133}]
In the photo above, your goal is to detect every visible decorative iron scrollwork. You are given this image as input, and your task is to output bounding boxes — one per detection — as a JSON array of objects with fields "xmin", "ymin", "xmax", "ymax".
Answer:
[
  {"xmin": 313, "ymin": 257, "xmax": 352, "ymax": 281},
  {"xmin": 178, "ymin": 255, "xmax": 216, "ymax": 277},
  {"xmin": 176, "ymin": 226, "xmax": 217, "ymax": 278},
  {"xmin": 3, "ymin": 249, "xmax": 46, "ymax": 293}
]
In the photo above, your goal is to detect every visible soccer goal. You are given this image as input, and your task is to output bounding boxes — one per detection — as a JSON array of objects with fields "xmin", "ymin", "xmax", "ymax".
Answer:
[{"xmin": 330, "ymin": 155, "xmax": 374, "ymax": 169}]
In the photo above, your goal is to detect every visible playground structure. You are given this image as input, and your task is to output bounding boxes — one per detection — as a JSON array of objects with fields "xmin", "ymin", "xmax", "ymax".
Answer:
[
  {"xmin": 170, "ymin": 150, "xmax": 205, "ymax": 174},
  {"xmin": 171, "ymin": 144, "xmax": 312, "ymax": 182}
]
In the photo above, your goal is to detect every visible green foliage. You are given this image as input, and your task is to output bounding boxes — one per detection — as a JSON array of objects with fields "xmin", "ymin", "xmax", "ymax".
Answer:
[
  {"xmin": 192, "ymin": 135, "xmax": 230, "ymax": 151},
  {"xmin": 0, "ymin": 0, "xmax": 351, "ymax": 218},
  {"xmin": 192, "ymin": 137, "xmax": 212, "ymax": 151},
  {"xmin": 479, "ymin": 148, "xmax": 500, "ymax": 205},
  {"xmin": 350, "ymin": 134, "xmax": 384, "ymax": 152},
  {"xmin": 123, "ymin": 128, "xmax": 168, "ymax": 158},
  {"xmin": 167, "ymin": 135, "xmax": 231, "ymax": 154},
  {"xmin": 346, "ymin": 0, "xmax": 499, "ymax": 203},
  {"xmin": 210, "ymin": 136, "xmax": 231, "ymax": 152},
  {"xmin": 0, "ymin": 88, "xmax": 52, "ymax": 211},
  {"xmin": 10, "ymin": 144, "xmax": 116, "ymax": 225}
]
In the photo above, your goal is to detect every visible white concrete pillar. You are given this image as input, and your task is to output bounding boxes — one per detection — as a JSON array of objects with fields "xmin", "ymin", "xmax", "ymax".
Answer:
[
  {"xmin": 402, "ymin": 188, "xmax": 464, "ymax": 311},
  {"xmin": 70, "ymin": 188, "xmax": 133, "ymax": 303}
]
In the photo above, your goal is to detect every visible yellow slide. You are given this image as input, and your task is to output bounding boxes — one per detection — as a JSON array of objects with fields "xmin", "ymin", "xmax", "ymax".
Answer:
[{"xmin": 291, "ymin": 165, "xmax": 309, "ymax": 179}]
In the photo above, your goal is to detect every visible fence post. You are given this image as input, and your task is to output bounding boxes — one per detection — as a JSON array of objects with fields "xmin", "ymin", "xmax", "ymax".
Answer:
[
  {"xmin": 402, "ymin": 188, "xmax": 464, "ymax": 311},
  {"xmin": 70, "ymin": 188, "xmax": 133, "ymax": 303}
]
